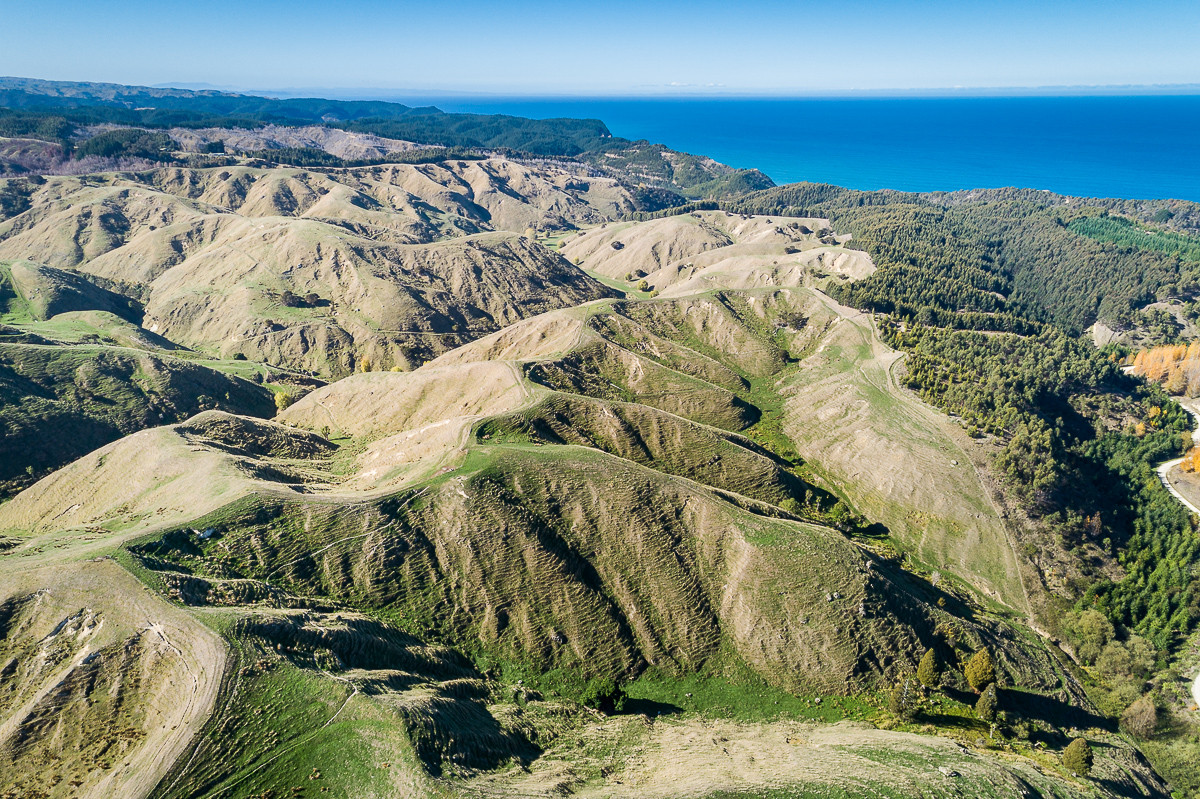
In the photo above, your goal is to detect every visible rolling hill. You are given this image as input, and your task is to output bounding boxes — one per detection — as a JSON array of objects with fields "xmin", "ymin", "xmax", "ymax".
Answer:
[{"xmin": 0, "ymin": 194, "xmax": 1170, "ymax": 797}]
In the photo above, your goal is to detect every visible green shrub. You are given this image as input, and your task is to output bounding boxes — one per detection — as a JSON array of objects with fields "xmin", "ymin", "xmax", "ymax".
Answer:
[
  {"xmin": 964, "ymin": 648, "xmax": 995, "ymax": 692},
  {"xmin": 577, "ymin": 677, "xmax": 626, "ymax": 713},
  {"xmin": 975, "ymin": 683, "xmax": 998, "ymax": 722},
  {"xmin": 887, "ymin": 678, "xmax": 919, "ymax": 722},
  {"xmin": 917, "ymin": 648, "xmax": 940, "ymax": 689},
  {"xmin": 1063, "ymin": 737, "xmax": 1093, "ymax": 776}
]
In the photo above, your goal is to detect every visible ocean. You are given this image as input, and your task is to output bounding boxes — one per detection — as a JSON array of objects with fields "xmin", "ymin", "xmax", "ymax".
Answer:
[{"xmin": 404, "ymin": 95, "xmax": 1200, "ymax": 202}]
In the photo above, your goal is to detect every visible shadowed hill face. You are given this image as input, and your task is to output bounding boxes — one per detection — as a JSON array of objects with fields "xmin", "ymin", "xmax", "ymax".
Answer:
[
  {"xmin": 2, "ymin": 260, "xmax": 140, "ymax": 322},
  {"xmin": 137, "ymin": 227, "xmax": 617, "ymax": 376},
  {"xmin": 0, "ymin": 345, "xmax": 274, "ymax": 497}
]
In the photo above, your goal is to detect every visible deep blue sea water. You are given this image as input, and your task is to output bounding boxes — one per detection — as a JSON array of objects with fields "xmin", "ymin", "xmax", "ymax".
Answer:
[{"xmin": 406, "ymin": 96, "xmax": 1200, "ymax": 201}]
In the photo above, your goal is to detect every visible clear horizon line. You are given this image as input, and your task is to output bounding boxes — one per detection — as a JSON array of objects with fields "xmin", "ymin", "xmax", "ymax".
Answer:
[
  {"xmin": 8, "ymin": 74, "xmax": 1200, "ymax": 100},
  {"xmin": 235, "ymin": 84, "xmax": 1200, "ymax": 101},
  {"xmin": 134, "ymin": 78, "xmax": 1200, "ymax": 100}
]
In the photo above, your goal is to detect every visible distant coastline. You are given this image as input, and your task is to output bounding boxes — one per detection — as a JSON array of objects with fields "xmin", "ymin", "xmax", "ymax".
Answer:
[{"xmin": 384, "ymin": 95, "xmax": 1200, "ymax": 201}]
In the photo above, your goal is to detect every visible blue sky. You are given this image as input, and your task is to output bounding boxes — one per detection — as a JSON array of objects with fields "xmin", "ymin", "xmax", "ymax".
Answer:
[{"xmin": 4, "ymin": 0, "xmax": 1199, "ymax": 95}]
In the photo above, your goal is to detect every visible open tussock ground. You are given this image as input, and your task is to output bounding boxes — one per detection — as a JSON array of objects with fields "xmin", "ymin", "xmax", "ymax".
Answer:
[
  {"xmin": 561, "ymin": 211, "xmax": 875, "ymax": 298},
  {"xmin": 777, "ymin": 292, "xmax": 1030, "ymax": 613}
]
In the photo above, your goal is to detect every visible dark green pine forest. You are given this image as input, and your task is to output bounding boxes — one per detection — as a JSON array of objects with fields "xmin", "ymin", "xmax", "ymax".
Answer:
[{"xmin": 730, "ymin": 183, "xmax": 1200, "ymax": 651}]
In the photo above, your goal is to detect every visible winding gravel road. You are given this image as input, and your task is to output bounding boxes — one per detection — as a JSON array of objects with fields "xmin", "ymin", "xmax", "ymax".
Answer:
[
  {"xmin": 1155, "ymin": 456, "xmax": 1200, "ymax": 514},
  {"xmin": 1153, "ymin": 401, "xmax": 1200, "ymax": 712}
]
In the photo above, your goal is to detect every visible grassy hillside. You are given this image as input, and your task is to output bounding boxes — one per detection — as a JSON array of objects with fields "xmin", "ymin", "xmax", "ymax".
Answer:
[
  {"xmin": 0, "ymin": 153, "xmax": 1187, "ymax": 796},
  {"xmin": 732, "ymin": 184, "xmax": 1200, "ymax": 794},
  {"xmin": 0, "ymin": 343, "xmax": 274, "ymax": 497},
  {"xmin": 0, "ymin": 163, "xmax": 624, "ymax": 375}
]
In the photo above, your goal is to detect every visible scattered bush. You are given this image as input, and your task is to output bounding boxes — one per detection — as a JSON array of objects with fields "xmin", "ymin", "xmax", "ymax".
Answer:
[
  {"xmin": 577, "ymin": 677, "xmax": 626, "ymax": 714},
  {"xmin": 917, "ymin": 648, "xmax": 940, "ymax": 689},
  {"xmin": 888, "ymin": 678, "xmax": 919, "ymax": 722},
  {"xmin": 1120, "ymin": 695, "xmax": 1158, "ymax": 739},
  {"xmin": 273, "ymin": 390, "xmax": 298, "ymax": 412},
  {"xmin": 278, "ymin": 290, "xmax": 323, "ymax": 308},
  {"xmin": 964, "ymin": 648, "xmax": 995, "ymax": 692},
  {"xmin": 1071, "ymin": 609, "xmax": 1115, "ymax": 666},
  {"xmin": 975, "ymin": 683, "xmax": 998, "ymax": 722},
  {"xmin": 1063, "ymin": 737, "xmax": 1093, "ymax": 776}
]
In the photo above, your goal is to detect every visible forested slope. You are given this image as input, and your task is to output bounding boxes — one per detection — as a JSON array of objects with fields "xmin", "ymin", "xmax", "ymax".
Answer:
[{"xmin": 733, "ymin": 182, "xmax": 1200, "ymax": 791}]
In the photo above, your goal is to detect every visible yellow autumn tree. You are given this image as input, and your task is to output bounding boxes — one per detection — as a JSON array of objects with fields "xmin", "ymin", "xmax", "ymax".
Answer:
[
  {"xmin": 1180, "ymin": 446, "xmax": 1200, "ymax": 473},
  {"xmin": 1166, "ymin": 365, "xmax": 1187, "ymax": 395}
]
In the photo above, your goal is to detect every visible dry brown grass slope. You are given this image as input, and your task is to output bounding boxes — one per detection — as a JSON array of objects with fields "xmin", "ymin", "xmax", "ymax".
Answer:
[
  {"xmin": 279, "ymin": 360, "xmax": 531, "ymax": 440},
  {"xmin": 561, "ymin": 211, "xmax": 875, "ymax": 297},
  {"xmin": 0, "ymin": 162, "xmax": 626, "ymax": 375},
  {"xmin": 0, "ymin": 411, "xmax": 334, "ymax": 539},
  {"xmin": 477, "ymin": 392, "xmax": 814, "ymax": 510},
  {"xmin": 166, "ymin": 124, "xmax": 421, "ymax": 161},
  {"xmin": 779, "ymin": 291, "xmax": 1031, "ymax": 613},
  {"xmin": 357, "ymin": 285, "xmax": 1031, "ymax": 616},
  {"xmin": 0, "ymin": 558, "xmax": 225, "ymax": 799}
]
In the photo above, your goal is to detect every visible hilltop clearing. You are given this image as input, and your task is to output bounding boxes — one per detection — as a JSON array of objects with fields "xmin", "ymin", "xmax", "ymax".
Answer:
[
  {"xmin": 561, "ymin": 210, "xmax": 873, "ymax": 298},
  {"xmin": 166, "ymin": 124, "xmax": 422, "ymax": 161}
]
